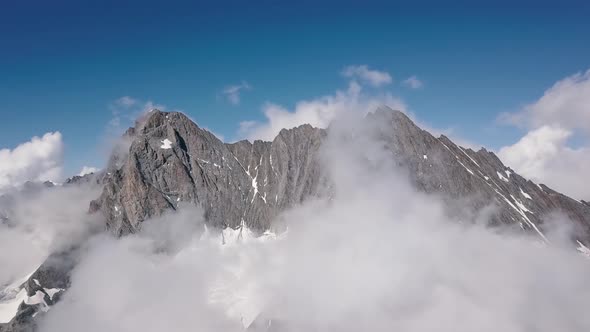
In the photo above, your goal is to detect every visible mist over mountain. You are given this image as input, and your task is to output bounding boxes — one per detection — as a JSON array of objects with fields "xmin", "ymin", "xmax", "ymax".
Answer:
[{"xmin": 1, "ymin": 107, "xmax": 590, "ymax": 332}]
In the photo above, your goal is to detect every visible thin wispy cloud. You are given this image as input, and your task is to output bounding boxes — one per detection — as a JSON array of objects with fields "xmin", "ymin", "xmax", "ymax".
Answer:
[
  {"xmin": 108, "ymin": 97, "xmax": 170, "ymax": 133},
  {"xmin": 238, "ymin": 80, "xmax": 406, "ymax": 141},
  {"xmin": 78, "ymin": 166, "xmax": 100, "ymax": 177},
  {"xmin": 500, "ymin": 69, "xmax": 590, "ymax": 133},
  {"xmin": 114, "ymin": 96, "xmax": 138, "ymax": 108},
  {"xmin": 36, "ymin": 115, "xmax": 590, "ymax": 332},
  {"xmin": 341, "ymin": 65, "xmax": 392, "ymax": 87},
  {"xmin": 403, "ymin": 75, "xmax": 423, "ymax": 89},
  {"xmin": 222, "ymin": 81, "xmax": 251, "ymax": 105}
]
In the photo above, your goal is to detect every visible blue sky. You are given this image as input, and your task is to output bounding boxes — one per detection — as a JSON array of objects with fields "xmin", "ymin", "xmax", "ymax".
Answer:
[{"xmin": 1, "ymin": 0, "xmax": 590, "ymax": 178}]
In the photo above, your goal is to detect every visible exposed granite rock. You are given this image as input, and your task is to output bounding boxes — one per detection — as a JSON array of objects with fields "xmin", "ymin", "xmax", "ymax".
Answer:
[
  {"xmin": 364, "ymin": 109, "xmax": 590, "ymax": 244},
  {"xmin": 91, "ymin": 110, "xmax": 328, "ymax": 235},
  {"xmin": 92, "ymin": 108, "xmax": 590, "ymax": 243},
  {"xmin": 3, "ymin": 107, "xmax": 590, "ymax": 332}
]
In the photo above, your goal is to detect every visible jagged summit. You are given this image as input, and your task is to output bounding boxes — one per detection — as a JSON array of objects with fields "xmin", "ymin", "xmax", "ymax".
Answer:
[
  {"xmin": 92, "ymin": 108, "xmax": 326, "ymax": 235},
  {"xmin": 88, "ymin": 107, "xmax": 590, "ymax": 243},
  {"xmin": 3, "ymin": 107, "xmax": 590, "ymax": 331},
  {"xmin": 370, "ymin": 106, "xmax": 412, "ymax": 121}
]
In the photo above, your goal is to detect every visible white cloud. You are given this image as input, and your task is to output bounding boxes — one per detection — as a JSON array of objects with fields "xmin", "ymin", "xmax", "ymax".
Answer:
[
  {"xmin": 499, "ymin": 126, "xmax": 590, "ymax": 199},
  {"xmin": 403, "ymin": 75, "xmax": 423, "ymax": 89},
  {"xmin": 502, "ymin": 69, "xmax": 590, "ymax": 133},
  {"xmin": 141, "ymin": 101, "xmax": 168, "ymax": 114},
  {"xmin": 222, "ymin": 81, "xmax": 251, "ymax": 105},
  {"xmin": 37, "ymin": 118, "xmax": 590, "ymax": 332},
  {"xmin": 114, "ymin": 96, "xmax": 138, "ymax": 108},
  {"xmin": 78, "ymin": 166, "xmax": 100, "ymax": 177},
  {"xmin": 499, "ymin": 69, "xmax": 590, "ymax": 200},
  {"xmin": 239, "ymin": 81, "xmax": 406, "ymax": 141},
  {"xmin": 341, "ymin": 65, "xmax": 392, "ymax": 87},
  {"xmin": 0, "ymin": 132, "xmax": 64, "ymax": 191},
  {"xmin": 108, "ymin": 97, "xmax": 173, "ymax": 134},
  {"xmin": 0, "ymin": 184, "xmax": 102, "ymax": 290}
]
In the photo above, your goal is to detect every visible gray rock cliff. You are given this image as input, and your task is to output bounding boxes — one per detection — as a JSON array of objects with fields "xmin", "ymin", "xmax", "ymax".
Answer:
[
  {"xmin": 2, "ymin": 107, "xmax": 589, "ymax": 331},
  {"xmin": 91, "ymin": 110, "xmax": 328, "ymax": 235}
]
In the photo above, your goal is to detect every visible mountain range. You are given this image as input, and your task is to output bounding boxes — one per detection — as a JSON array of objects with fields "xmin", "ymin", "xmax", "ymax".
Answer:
[{"xmin": 1, "ymin": 107, "xmax": 589, "ymax": 331}]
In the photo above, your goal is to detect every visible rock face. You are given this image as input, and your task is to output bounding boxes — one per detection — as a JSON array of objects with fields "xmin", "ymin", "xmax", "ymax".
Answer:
[
  {"xmin": 91, "ymin": 110, "xmax": 328, "ymax": 235},
  {"xmin": 92, "ymin": 108, "xmax": 590, "ymax": 244},
  {"xmin": 2, "ymin": 107, "xmax": 590, "ymax": 331},
  {"xmin": 364, "ymin": 109, "xmax": 590, "ymax": 244}
]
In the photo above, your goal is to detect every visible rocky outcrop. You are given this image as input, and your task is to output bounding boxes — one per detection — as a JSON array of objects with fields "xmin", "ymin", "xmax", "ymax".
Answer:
[
  {"xmin": 92, "ymin": 108, "xmax": 590, "ymax": 243},
  {"xmin": 91, "ymin": 110, "xmax": 327, "ymax": 235},
  {"xmin": 3, "ymin": 107, "xmax": 590, "ymax": 331},
  {"xmin": 365, "ymin": 109, "xmax": 590, "ymax": 244}
]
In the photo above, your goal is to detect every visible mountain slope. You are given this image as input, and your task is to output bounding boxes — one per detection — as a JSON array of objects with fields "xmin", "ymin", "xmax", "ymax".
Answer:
[
  {"xmin": 366, "ymin": 109, "xmax": 590, "ymax": 245},
  {"xmin": 93, "ymin": 108, "xmax": 590, "ymax": 244},
  {"xmin": 90, "ymin": 110, "xmax": 327, "ymax": 235},
  {"xmin": 2, "ymin": 107, "xmax": 590, "ymax": 331}
]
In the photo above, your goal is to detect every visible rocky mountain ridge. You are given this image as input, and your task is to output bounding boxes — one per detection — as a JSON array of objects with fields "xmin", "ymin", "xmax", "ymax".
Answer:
[
  {"xmin": 92, "ymin": 108, "xmax": 590, "ymax": 244},
  {"xmin": 2, "ymin": 107, "xmax": 590, "ymax": 331},
  {"xmin": 90, "ymin": 109, "xmax": 328, "ymax": 235}
]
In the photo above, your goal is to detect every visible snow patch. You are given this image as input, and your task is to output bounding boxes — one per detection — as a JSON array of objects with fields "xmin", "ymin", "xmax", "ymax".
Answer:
[
  {"xmin": 497, "ymin": 171, "xmax": 509, "ymax": 182},
  {"xmin": 457, "ymin": 160, "xmax": 474, "ymax": 175},
  {"xmin": 251, "ymin": 175, "xmax": 259, "ymax": 203},
  {"xmin": 0, "ymin": 288, "xmax": 27, "ymax": 323},
  {"xmin": 0, "ymin": 268, "xmax": 42, "ymax": 323},
  {"xmin": 204, "ymin": 223, "xmax": 285, "ymax": 328},
  {"xmin": 493, "ymin": 189, "xmax": 546, "ymax": 242},
  {"xmin": 261, "ymin": 192, "xmax": 267, "ymax": 204},
  {"xmin": 459, "ymin": 147, "xmax": 480, "ymax": 167},
  {"xmin": 520, "ymin": 188, "xmax": 532, "ymax": 200},
  {"xmin": 44, "ymin": 288, "xmax": 64, "ymax": 301},
  {"xmin": 160, "ymin": 139, "xmax": 173, "ymax": 149},
  {"xmin": 577, "ymin": 241, "xmax": 590, "ymax": 258},
  {"xmin": 24, "ymin": 290, "xmax": 46, "ymax": 306},
  {"xmin": 219, "ymin": 221, "xmax": 279, "ymax": 246},
  {"xmin": 510, "ymin": 195, "xmax": 532, "ymax": 214}
]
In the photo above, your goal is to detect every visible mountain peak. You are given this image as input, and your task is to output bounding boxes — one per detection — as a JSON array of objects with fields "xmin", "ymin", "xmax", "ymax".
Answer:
[
  {"xmin": 369, "ymin": 106, "xmax": 411, "ymax": 122},
  {"xmin": 5, "ymin": 105, "xmax": 590, "ymax": 331},
  {"xmin": 89, "ymin": 108, "xmax": 590, "ymax": 243}
]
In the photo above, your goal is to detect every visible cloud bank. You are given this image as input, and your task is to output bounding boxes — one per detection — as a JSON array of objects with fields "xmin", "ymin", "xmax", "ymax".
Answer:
[
  {"xmin": 33, "ymin": 114, "xmax": 590, "ymax": 332},
  {"xmin": 0, "ymin": 132, "xmax": 64, "ymax": 191},
  {"xmin": 239, "ymin": 80, "xmax": 406, "ymax": 141},
  {"xmin": 0, "ymin": 184, "xmax": 102, "ymax": 288},
  {"xmin": 502, "ymin": 69, "xmax": 590, "ymax": 132},
  {"xmin": 78, "ymin": 166, "xmax": 100, "ymax": 177},
  {"xmin": 499, "ymin": 69, "xmax": 590, "ymax": 199}
]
